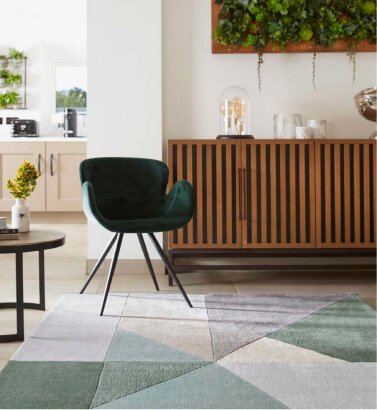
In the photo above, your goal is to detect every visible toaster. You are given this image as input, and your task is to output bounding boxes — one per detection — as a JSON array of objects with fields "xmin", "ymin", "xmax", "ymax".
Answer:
[{"xmin": 12, "ymin": 119, "xmax": 39, "ymax": 137}]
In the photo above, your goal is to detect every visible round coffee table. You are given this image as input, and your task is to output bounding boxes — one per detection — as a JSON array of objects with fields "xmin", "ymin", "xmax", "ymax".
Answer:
[{"xmin": 0, "ymin": 230, "xmax": 65, "ymax": 342}]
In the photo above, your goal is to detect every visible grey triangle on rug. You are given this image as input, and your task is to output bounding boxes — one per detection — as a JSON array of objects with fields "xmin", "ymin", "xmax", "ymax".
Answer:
[{"xmin": 0, "ymin": 292, "xmax": 375, "ymax": 409}]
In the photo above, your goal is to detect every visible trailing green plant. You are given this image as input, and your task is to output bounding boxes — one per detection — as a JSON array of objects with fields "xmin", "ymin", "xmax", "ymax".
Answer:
[
  {"xmin": 5, "ymin": 73, "xmax": 22, "ymax": 86},
  {"xmin": 8, "ymin": 48, "xmax": 25, "ymax": 60},
  {"xmin": 214, "ymin": 0, "xmax": 376, "ymax": 89},
  {"xmin": 6, "ymin": 161, "xmax": 40, "ymax": 200}
]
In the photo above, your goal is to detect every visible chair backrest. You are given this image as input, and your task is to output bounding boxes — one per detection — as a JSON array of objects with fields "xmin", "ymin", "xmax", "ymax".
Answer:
[{"xmin": 80, "ymin": 157, "xmax": 169, "ymax": 220}]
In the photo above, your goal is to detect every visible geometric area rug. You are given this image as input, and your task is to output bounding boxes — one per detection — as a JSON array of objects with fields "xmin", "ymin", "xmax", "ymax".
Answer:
[{"xmin": 0, "ymin": 292, "xmax": 375, "ymax": 409}]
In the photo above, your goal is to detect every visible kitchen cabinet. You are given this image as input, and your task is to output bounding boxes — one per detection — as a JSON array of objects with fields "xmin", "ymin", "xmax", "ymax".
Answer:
[
  {"xmin": 0, "ymin": 142, "xmax": 46, "ymax": 211},
  {"xmin": 0, "ymin": 140, "xmax": 86, "ymax": 212},
  {"xmin": 46, "ymin": 142, "xmax": 86, "ymax": 211}
]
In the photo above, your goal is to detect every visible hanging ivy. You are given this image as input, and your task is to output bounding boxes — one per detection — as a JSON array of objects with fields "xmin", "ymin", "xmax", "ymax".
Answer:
[{"xmin": 214, "ymin": 0, "xmax": 376, "ymax": 89}]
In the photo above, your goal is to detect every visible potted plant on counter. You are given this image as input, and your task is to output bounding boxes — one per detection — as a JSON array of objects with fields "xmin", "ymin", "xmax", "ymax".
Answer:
[
  {"xmin": 5, "ymin": 73, "xmax": 22, "ymax": 88},
  {"xmin": 0, "ymin": 69, "xmax": 9, "ymax": 87},
  {"xmin": 8, "ymin": 48, "xmax": 25, "ymax": 69},
  {"xmin": 6, "ymin": 161, "xmax": 40, "ymax": 232},
  {"xmin": 4, "ymin": 91, "xmax": 21, "ymax": 109},
  {"xmin": 0, "ymin": 55, "xmax": 7, "ymax": 69}
]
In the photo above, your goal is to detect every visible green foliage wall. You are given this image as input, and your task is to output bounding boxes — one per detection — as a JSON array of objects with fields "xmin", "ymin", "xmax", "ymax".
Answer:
[{"xmin": 214, "ymin": 0, "xmax": 376, "ymax": 50}]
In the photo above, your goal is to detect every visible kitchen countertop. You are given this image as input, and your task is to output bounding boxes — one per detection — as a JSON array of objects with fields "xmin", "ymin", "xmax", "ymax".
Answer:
[{"xmin": 0, "ymin": 136, "xmax": 87, "ymax": 142}]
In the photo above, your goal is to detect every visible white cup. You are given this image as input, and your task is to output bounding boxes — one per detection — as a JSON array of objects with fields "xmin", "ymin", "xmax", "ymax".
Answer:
[
  {"xmin": 307, "ymin": 120, "xmax": 327, "ymax": 138},
  {"xmin": 296, "ymin": 126, "xmax": 313, "ymax": 139},
  {"xmin": 273, "ymin": 114, "xmax": 303, "ymax": 139}
]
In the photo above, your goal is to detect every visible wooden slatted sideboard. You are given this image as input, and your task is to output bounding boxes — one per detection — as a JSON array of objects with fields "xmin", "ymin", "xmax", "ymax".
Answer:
[{"xmin": 167, "ymin": 139, "xmax": 376, "ymax": 281}]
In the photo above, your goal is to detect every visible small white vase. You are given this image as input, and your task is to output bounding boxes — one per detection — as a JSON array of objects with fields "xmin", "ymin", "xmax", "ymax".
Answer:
[{"xmin": 12, "ymin": 199, "xmax": 30, "ymax": 233}]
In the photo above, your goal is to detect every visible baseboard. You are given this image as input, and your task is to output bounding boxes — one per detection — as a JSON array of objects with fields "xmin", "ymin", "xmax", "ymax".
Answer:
[{"xmin": 86, "ymin": 258, "xmax": 165, "ymax": 275}]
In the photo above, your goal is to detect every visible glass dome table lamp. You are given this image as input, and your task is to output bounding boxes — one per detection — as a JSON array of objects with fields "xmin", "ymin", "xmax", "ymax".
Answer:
[{"xmin": 217, "ymin": 86, "xmax": 254, "ymax": 140}]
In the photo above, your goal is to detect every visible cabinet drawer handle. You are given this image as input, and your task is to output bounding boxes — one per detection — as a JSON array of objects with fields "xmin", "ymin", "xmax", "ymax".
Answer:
[
  {"xmin": 38, "ymin": 154, "xmax": 41, "ymax": 174},
  {"xmin": 243, "ymin": 169, "xmax": 247, "ymax": 220},
  {"xmin": 50, "ymin": 154, "xmax": 54, "ymax": 176},
  {"xmin": 238, "ymin": 169, "xmax": 243, "ymax": 221}
]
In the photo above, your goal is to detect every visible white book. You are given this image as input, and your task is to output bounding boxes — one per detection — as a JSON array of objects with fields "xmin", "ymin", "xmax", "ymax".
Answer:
[{"xmin": 0, "ymin": 217, "xmax": 7, "ymax": 228}]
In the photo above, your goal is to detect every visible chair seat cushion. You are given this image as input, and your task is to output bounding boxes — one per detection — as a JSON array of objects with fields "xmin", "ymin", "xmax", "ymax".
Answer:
[{"xmin": 100, "ymin": 213, "xmax": 190, "ymax": 234}]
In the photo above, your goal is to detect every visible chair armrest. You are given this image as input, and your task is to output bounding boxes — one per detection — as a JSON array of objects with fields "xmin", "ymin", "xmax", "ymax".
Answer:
[
  {"xmin": 82, "ymin": 181, "xmax": 107, "ymax": 225},
  {"xmin": 162, "ymin": 180, "xmax": 194, "ymax": 217}
]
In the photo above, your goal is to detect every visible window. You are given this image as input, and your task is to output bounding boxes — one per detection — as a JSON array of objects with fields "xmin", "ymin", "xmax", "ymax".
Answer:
[{"xmin": 55, "ymin": 65, "xmax": 87, "ymax": 112}]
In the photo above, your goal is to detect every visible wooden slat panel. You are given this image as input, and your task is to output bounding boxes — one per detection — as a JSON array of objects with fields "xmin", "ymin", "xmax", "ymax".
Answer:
[
  {"xmin": 299, "ymin": 143, "xmax": 306, "ymax": 243},
  {"xmin": 324, "ymin": 144, "xmax": 331, "ymax": 244},
  {"xmin": 354, "ymin": 144, "xmax": 361, "ymax": 244},
  {"xmin": 280, "ymin": 144, "xmax": 287, "ymax": 244},
  {"xmin": 334, "ymin": 144, "xmax": 342, "ymax": 243},
  {"xmin": 187, "ymin": 144, "xmax": 194, "ymax": 244},
  {"xmin": 270, "ymin": 145, "xmax": 277, "ymax": 244},
  {"xmin": 315, "ymin": 140, "xmax": 375, "ymax": 248},
  {"xmin": 290, "ymin": 144, "xmax": 297, "ymax": 244},
  {"xmin": 216, "ymin": 143, "xmax": 223, "ymax": 245},
  {"xmin": 176, "ymin": 144, "xmax": 184, "ymax": 246},
  {"xmin": 168, "ymin": 140, "xmax": 241, "ymax": 249},
  {"xmin": 364, "ymin": 144, "xmax": 370, "ymax": 244},
  {"xmin": 242, "ymin": 140, "xmax": 315, "ymax": 248},
  {"xmin": 344, "ymin": 144, "xmax": 351, "ymax": 243},
  {"xmin": 251, "ymin": 144, "xmax": 258, "ymax": 243},
  {"xmin": 260, "ymin": 144, "xmax": 267, "ymax": 243},
  {"xmin": 206, "ymin": 145, "xmax": 213, "ymax": 245}
]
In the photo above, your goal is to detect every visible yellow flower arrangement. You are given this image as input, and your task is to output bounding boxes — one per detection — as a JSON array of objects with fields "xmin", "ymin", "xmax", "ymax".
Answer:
[{"xmin": 6, "ymin": 161, "xmax": 40, "ymax": 200}]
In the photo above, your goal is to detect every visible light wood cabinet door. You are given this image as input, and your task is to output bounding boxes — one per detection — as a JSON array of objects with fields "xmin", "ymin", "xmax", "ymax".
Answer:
[
  {"xmin": 241, "ymin": 140, "xmax": 316, "ymax": 248},
  {"xmin": 46, "ymin": 142, "xmax": 86, "ymax": 211},
  {"xmin": 315, "ymin": 140, "xmax": 376, "ymax": 248},
  {"xmin": 0, "ymin": 142, "xmax": 46, "ymax": 212},
  {"xmin": 168, "ymin": 140, "xmax": 242, "ymax": 249}
]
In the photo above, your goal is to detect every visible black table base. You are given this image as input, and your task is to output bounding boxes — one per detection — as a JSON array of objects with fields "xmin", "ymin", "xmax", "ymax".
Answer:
[{"xmin": 0, "ymin": 250, "xmax": 45, "ymax": 343}]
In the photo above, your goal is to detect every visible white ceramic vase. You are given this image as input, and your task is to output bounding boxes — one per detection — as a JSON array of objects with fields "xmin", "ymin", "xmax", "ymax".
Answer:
[{"xmin": 12, "ymin": 198, "xmax": 30, "ymax": 232}]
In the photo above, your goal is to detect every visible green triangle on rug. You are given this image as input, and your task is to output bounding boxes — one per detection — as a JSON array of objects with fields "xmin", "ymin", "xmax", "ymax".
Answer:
[
  {"xmin": 268, "ymin": 294, "xmax": 377, "ymax": 362},
  {"xmin": 106, "ymin": 328, "xmax": 207, "ymax": 362},
  {"xmin": 0, "ymin": 361, "xmax": 103, "ymax": 409},
  {"xmin": 95, "ymin": 363, "xmax": 288, "ymax": 409},
  {"xmin": 90, "ymin": 361, "xmax": 210, "ymax": 408}
]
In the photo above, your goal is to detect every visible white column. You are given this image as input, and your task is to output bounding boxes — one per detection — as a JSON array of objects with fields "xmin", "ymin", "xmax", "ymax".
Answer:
[{"xmin": 87, "ymin": 0, "xmax": 162, "ymax": 260}]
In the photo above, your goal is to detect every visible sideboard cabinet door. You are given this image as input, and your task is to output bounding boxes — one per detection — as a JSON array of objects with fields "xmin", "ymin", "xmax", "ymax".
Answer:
[
  {"xmin": 315, "ymin": 140, "xmax": 376, "ymax": 248},
  {"xmin": 168, "ymin": 140, "xmax": 242, "ymax": 249},
  {"xmin": 0, "ymin": 142, "xmax": 46, "ymax": 212},
  {"xmin": 241, "ymin": 140, "xmax": 316, "ymax": 248}
]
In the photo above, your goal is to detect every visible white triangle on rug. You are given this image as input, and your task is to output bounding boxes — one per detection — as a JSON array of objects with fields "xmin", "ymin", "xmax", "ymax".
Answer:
[
  {"xmin": 218, "ymin": 337, "xmax": 345, "ymax": 363},
  {"xmin": 119, "ymin": 316, "xmax": 213, "ymax": 361}
]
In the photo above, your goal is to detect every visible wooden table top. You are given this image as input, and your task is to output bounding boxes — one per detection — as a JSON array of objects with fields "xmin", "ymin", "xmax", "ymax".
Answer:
[{"xmin": 0, "ymin": 230, "xmax": 66, "ymax": 254}]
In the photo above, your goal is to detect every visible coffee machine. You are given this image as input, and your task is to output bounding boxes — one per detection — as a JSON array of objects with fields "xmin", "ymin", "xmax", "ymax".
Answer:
[{"xmin": 63, "ymin": 108, "xmax": 87, "ymax": 138}]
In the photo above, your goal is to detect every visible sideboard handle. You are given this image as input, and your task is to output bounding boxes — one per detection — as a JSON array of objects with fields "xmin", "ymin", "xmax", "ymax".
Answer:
[
  {"xmin": 243, "ymin": 169, "xmax": 247, "ymax": 220},
  {"xmin": 38, "ymin": 154, "xmax": 41, "ymax": 174},
  {"xmin": 238, "ymin": 169, "xmax": 243, "ymax": 220},
  {"xmin": 50, "ymin": 154, "xmax": 54, "ymax": 176}
]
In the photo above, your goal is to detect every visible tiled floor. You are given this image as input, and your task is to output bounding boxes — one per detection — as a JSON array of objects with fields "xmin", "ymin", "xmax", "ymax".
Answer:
[{"xmin": 0, "ymin": 224, "xmax": 376, "ymax": 370}]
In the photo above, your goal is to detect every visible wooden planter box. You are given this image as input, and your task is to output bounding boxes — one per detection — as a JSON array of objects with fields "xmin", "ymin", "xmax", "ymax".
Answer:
[{"xmin": 211, "ymin": 2, "xmax": 377, "ymax": 54}]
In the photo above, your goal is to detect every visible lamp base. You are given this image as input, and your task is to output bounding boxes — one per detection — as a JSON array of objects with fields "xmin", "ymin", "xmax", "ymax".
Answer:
[{"xmin": 216, "ymin": 135, "xmax": 254, "ymax": 140}]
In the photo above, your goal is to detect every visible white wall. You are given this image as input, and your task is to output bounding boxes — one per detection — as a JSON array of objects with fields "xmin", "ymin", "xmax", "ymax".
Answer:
[
  {"xmin": 87, "ymin": 0, "xmax": 162, "ymax": 259},
  {"xmin": 162, "ymin": 0, "xmax": 376, "ymax": 147},
  {"xmin": 0, "ymin": 0, "xmax": 86, "ymax": 135}
]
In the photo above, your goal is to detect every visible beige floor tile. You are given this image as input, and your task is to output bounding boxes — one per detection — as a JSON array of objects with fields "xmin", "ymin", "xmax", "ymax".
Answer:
[
  {"xmin": 0, "ymin": 360, "xmax": 7, "ymax": 370},
  {"xmin": 96, "ymin": 271, "xmax": 237, "ymax": 295}
]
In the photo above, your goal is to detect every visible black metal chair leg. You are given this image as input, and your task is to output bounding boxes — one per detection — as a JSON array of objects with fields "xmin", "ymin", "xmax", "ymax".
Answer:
[
  {"xmin": 100, "ymin": 233, "xmax": 124, "ymax": 316},
  {"xmin": 80, "ymin": 233, "xmax": 118, "ymax": 294},
  {"xmin": 148, "ymin": 233, "xmax": 192, "ymax": 308},
  {"xmin": 137, "ymin": 234, "xmax": 159, "ymax": 291}
]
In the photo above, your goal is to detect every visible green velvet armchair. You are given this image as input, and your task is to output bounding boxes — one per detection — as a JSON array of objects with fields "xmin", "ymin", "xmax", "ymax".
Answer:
[{"xmin": 79, "ymin": 157, "xmax": 194, "ymax": 314}]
